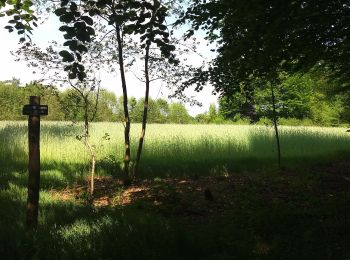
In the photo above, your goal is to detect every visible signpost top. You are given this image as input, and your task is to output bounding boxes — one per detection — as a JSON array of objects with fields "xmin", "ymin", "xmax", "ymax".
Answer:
[
  {"xmin": 22, "ymin": 105, "xmax": 48, "ymax": 116},
  {"xmin": 22, "ymin": 96, "xmax": 48, "ymax": 116}
]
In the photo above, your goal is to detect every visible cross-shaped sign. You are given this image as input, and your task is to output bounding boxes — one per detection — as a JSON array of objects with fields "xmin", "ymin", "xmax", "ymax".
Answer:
[
  {"xmin": 22, "ymin": 96, "xmax": 48, "ymax": 230},
  {"xmin": 22, "ymin": 104, "xmax": 48, "ymax": 116}
]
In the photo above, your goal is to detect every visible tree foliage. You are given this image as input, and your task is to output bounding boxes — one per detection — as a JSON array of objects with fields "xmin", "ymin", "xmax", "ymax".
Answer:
[
  {"xmin": 218, "ymin": 71, "xmax": 350, "ymax": 126},
  {"xmin": 177, "ymin": 0, "xmax": 350, "ymax": 104},
  {"xmin": 1, "ymin": 0, "xmax": 38, "ymax": 42},
  {"xmin": 0, "ymin": 80, "xmax": 195, "ymax": 123}
]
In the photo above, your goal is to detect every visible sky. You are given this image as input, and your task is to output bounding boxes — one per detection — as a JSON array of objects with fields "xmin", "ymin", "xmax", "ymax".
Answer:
[{"xmin": 0, "ymin": 14, "xmax": 218, "ymax": 116}]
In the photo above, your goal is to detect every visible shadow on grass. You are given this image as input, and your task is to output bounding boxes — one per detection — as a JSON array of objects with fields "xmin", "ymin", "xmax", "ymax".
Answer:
[
  {"xmin": 137, "ymin": 151, "xmax": 350, "ymax": 180},
  {"xmin": 2, "ymin": 173, "xmax": 350, "ymax": 259},
  {"xmin": 1, "ymin": 124, "xmax": 350, "ymax": 258},
  {"xmin": 136, "ymin": 128, "xmax": 350, "ymax": 179}
]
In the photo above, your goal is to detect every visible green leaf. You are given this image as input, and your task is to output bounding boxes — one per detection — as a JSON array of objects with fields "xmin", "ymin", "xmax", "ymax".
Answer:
[
  {"xmin": 59, "ymin": 25, "xmax": 70, "ymax": 32},
  {"xmin": 89, "ymin": 9, "xmax": 100, "ymax": 17},
  {"xmin": 76, "ymin": 52, "xmax": 82, "ymax": 62},
  {"xmin": 59, "ymin": 50, "xmax": 74, "ymax": 62},
  {"xmin": 69, "ymin": 72, "xmax": 76, "ymax": 79},
  {"xmin": 71, "ymin": 63, "xmax": 78, "ymax": 74},
  {"xmin": 77, "ymin": 44, "xmax": 88, "ymax": 53},
  {"xmin": 86, "ymin": 26, "xmax": 95, "ymax": 36},
  {"xmin": 80, "ymin": 16, "xmax": 93, "ymax": 26},
  {"xmin": 61, "ymin": 0, "xmax": 69, "ymax": 7},
  {"xmin": 76, "ymin": 32, "xmax": 90, "ymax": 43},
  {"xmin": 59, "ymin": 13, "xmax": 74, "ymax": 23},
  {"xmin": 77, "ymin": 64, "xmax": 85, "ymax": 71},
  {"xmin": 5, "ymin": 10, "xmax": 16, "ymax": 16},
  {"xmin": 74, "ymin": 21, "xmax": 86, "ymax": 30},
  {"xmin": 54, "ymin": 7, "xmax": 66, "ymax": 16},
  {"xmin": 64, "ymin": 40, "xmax": 78, "ymax": 51},
  {"xmin": 64, "ymin": 65, "xmax": 72, "ymax": 71},
  {"xmin": 14, "ymin": 23, "xmax": 24, "ymax": 29},
  {"xmin": 77, "ymin": 71, "xmax": 86, "ymax": 81},
  {"xmin": 70, "ymin": 2, "xmax": 77, "ymax": 12}
]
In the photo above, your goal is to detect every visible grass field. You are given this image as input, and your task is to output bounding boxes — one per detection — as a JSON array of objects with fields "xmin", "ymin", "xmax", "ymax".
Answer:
[
  {"xmin": 1, "ymin": 121, "xmax": 350, "ymax": 178},
  {"xmin": 1, "ymin": 121, "xmax": 350, "ymax": 259}
]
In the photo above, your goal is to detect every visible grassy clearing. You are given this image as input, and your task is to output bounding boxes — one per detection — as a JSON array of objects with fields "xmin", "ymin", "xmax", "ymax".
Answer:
[
  {"xmin": 1, "ymin": 121, "xmax": 350, "ymax": 259},
  {"xmin": 1, "ymin": 121, "xmax": 350, "ymax": 178}
]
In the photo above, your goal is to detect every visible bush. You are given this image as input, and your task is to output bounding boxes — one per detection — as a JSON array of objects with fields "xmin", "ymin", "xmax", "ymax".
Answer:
[
  {"xmin": 278, "ymin": 118, "xmax": 314, "ymax": 126},
  {"xmin": 255, "ymin": 117, "xmax": 273, "ymax": 126}
]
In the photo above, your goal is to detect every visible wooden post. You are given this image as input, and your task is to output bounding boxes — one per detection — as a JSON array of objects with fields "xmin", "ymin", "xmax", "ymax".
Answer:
[{"xmin": 22, "ymin": 96, "xmax": 48, "ymax": 229}]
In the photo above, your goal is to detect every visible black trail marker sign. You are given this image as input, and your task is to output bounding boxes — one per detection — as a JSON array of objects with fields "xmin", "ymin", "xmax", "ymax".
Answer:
[{"xmin": 22, "ymin": 96, "xmax": 48, "ymax": 229}]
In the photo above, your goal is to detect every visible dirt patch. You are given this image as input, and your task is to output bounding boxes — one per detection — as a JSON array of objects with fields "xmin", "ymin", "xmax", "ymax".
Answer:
[
  {"xmin": 51, "ymin": 161, "xmax": 350, "ymax": 220},
  {"xmin": 52, "ymin": 175, "xmax": 251, "ymax": 216}
]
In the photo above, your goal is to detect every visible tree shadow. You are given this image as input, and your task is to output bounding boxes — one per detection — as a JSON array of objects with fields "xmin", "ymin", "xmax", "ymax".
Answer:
[{"xmin": 137, "ymin": 128, "xmax": 350, "ymax": 178}]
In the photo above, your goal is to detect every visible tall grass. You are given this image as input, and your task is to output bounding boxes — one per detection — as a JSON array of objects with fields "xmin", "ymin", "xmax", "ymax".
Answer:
[
  {"xmin": 1, "ymin": 121, "xmax": 350, "ymax": 179},
  {"xmin": 1, "ymin": 121, "xmax": 350, "ymax": 259}
]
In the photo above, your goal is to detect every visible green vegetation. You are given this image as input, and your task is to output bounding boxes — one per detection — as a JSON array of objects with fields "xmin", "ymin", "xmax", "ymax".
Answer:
[
  {"xmin": 215, "ymin": 71, "xmax": 350, "ymax": 127},
  {"xmin": 0, "ymin": 80, "xmax": 192, "ymax": 124},
  {"xmin": 2, "ymin": 122, "xmax": 350, "ymax": 176},
  {"xmin": 1, "ymin": 121, "xmax": 350, "ymax": 258},
  {"xmin": 2, "ymin": 79, "xmax": 349, "ymax": 127},
  {"xmin": 1, "ymin": 1, "xmax": 350, "ymax": 259}
]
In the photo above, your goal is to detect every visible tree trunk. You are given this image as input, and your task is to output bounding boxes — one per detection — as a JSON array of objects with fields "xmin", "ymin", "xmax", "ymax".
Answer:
[
  {"xmin": 83, "ymin": 97, "xmax": 96, "ymax": 196},
  {"xmin": 270, "ymin": 84, "xmax": 281, "ymax": 169},
  {"xmin": 134, "ymin": 45, "xmax": 150, "ymax": 176},
  {"xmin": 115, "ymin": 26, "xmax": 131, "ymax": 186}
]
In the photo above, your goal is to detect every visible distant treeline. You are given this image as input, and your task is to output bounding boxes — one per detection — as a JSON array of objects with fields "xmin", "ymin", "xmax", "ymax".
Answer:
[
  {"xmin": 0, "ymin": 80, "xmax": 194, "ymax": 123},
  {"xmin": 217, "ymin": 71, "xmax": 350, "ymax": 127},
  {"xmin": 1, "ymin": 78, "xmax": 349, "ymax": 126}
]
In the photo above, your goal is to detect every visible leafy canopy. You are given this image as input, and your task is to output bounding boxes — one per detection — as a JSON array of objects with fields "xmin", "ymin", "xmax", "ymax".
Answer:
[
  {"xmin": 55, "ymin": 0, "xmax": 177, "ymax": 81},
  {"xmin": 179, "ymin": 0, "xmax": 350, "ymax": 94}
]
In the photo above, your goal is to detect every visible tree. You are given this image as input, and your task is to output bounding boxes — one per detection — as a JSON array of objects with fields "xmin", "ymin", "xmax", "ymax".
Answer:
[
  {"xmin": 55, "ymin": 0, "xmax": 136, "ymax": 184},
  {"xmin": 14, "ymin": 38, "xmax": 104, "ymax": 197},
  {"xmin": 131, "ymin": 98, "xmax": 160, "ymax": 123},
  {"xmin": 156, "ymin": 98, "xmax": 169, "ymax": 123},
  {"xmin": 55, "ymin": 0, "xmax": 177, "ymax": 183},
  {"xmin": 93, "ymin": 90, "xmax": 119, "ymax": 122},
  {"xmin": 23, "ymin": 82, "xmax": 65, "ymax": 121},
  {"xmin": 207, "ymin": 103, "xmax": 217, "ymax": 122},
  {"xmin": 131, "ymin": 0, "xmax": 177, "ymax": 176},
  {"xmin": 217, "ymin": 69, "xmax": 348, "ymax": 126},
  {"xmin": 180, "ymin": 0, "xmax": 350, "ymax": 84},
  {"xmin": 0, "ymin": 80, "xmax": 64, "ymax": 121},
  {"xmin": 178, "ymin": 0, "xmax": 350, "ymax": 168},
  {"xmin": 219, "ymin": 84, "xmax": 259, "ymax": 123},
  {"xmin": 168, "ymin": 102, "xmax": 192, "ymax": 124}
]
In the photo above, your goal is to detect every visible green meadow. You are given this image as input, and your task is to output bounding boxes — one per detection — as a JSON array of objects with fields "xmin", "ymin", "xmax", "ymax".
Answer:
[
  {"xmin": 1, "ymin": 121, "xmax": 350, "ymax": 259},
  {"xmin": 2, "ymin": 121, "xmax": 350, "ymax": 177}
]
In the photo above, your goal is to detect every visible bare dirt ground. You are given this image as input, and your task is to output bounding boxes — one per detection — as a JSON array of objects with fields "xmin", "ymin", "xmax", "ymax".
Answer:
[{"xmin": 52, "ymin": 161, "xmax": 350, "ymax": 221}]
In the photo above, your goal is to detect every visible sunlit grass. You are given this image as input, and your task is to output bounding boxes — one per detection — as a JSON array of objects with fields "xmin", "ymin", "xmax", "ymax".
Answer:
[{"xmin": 1, "ymin": 121, "xmax": 350, "ymax": 179}]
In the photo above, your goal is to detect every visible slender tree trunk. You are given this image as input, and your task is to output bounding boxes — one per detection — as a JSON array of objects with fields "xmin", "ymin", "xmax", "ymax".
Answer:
[
  {"xmin": 115, "ymin": 26, "xmax": 131, "ymax": 186},
  {"xmin": 134, "ymin": 45, "xmax": 150, "ymax": 176},
  {"xmin": 83, "ymin": 97, "xmax": 95, "ymax": 196},
  {"xmin": 270, "ymin": 84, "xmax": 281, "ymax": 169},
  {"xmin": 90, "ymin": 153, "xmax": 96, "ymax": 194}
]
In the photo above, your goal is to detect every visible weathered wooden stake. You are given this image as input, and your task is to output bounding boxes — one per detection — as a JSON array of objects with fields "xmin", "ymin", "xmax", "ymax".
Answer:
[{"xmin": 22, "ymin": 96, "xmax": 48, "ymax": 229}]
